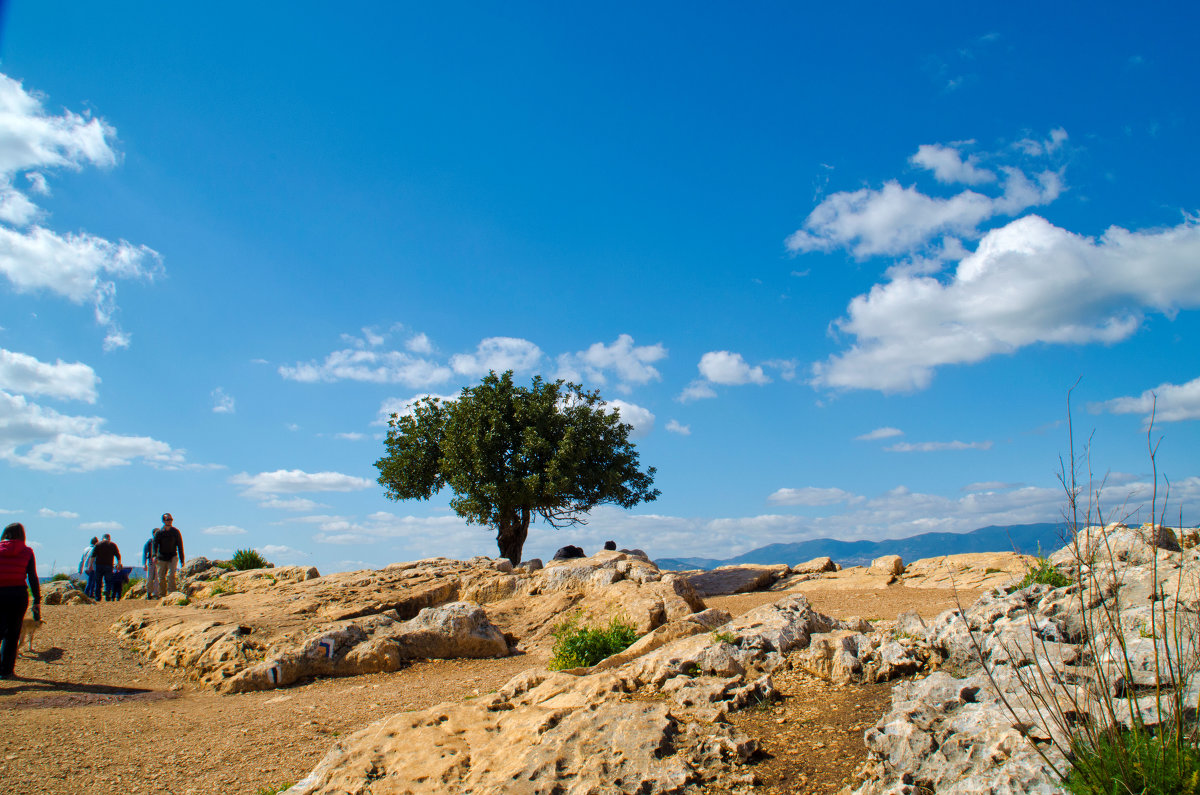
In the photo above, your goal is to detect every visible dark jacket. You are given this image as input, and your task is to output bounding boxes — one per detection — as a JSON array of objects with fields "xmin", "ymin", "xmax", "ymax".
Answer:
[
  {"xmin": 92, "ymin": 540, "xmax": 121, "ymax": 568},
  {"xmin": 153, "ymin": 527, "xmax": 184, "ymax": 563}
]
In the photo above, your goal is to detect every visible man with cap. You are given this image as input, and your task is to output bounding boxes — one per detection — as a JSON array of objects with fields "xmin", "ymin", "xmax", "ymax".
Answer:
[{"xmin": 152, "ymin": 513, "xmax": 185, "ymax": 597}]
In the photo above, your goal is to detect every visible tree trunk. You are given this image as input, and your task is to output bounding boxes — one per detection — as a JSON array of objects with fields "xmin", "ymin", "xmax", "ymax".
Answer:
[{"xmin": 496, "ymin": 507, "xmax": 531, "ymax": 565}]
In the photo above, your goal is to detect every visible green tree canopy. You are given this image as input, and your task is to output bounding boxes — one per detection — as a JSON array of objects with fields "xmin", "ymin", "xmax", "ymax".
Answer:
[{"xmin": 375, "ymin": 370, "xmax": 660, "ymax": 564}]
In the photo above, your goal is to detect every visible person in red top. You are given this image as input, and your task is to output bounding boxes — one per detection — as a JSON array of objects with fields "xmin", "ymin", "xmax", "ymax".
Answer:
[{"xmin": 0, "ymin": 522, "xmax": 41, "ymax": 679}]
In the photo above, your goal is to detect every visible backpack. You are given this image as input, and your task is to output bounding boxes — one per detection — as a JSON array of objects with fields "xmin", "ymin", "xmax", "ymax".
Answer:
[{"xmin": 155, "ymin": 528, "xmax": 179, "ymax": 561}]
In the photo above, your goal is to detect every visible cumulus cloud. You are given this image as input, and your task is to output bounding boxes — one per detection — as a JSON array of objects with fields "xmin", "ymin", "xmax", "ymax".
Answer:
[
  {"xmin": 698, "ymin": 351, "xmax": 770, "ymax": 385},
  {"xmin": 38, "ymin": 507, "xmax": 79, "ymax": 518},
  {"xmin": 203, "ymin": 525, "xmax": 247, "ymax": 536},
  {"xmin": 0, "ymin": 389, "xmax": 183, "ymax": 472},
  {"xmin": 333, "ymin": 432, "xmax": 365, "ymax": 441},
  {"xmin": 603, "ymin": 399, "xmax": 654, "ymax": 438},
  {"xmin": 230, "ymin": 469, "xmax": 373, "ymax": 499},
  {"xmin": 767, "ymin": 487, "xmax": 857, "ymax": 506},
  {"xmin": 279, "ymin": 348, "xmax": 452, "ymax": 387},
  {"xmin": 885, "ymin": 440, "xmax": 993, "ymax": 452},
  {"xmin": 406, "ymin": 333, "xmax": 433, "ymax": 354},
  {"xmin": 676, "ymin": 380, "xmax": 717, "ymax": 403},
  {"xmin": 814, "ymin": 215, "xmax": 1200, "ymax": 392},
  {"xmin": 0, "ymin": 348, "xmax": 98, "ymax": 402},
  {"xmin": 910, "ymin": 143, "xmax": 996, "ymax": 185},
  {"xmin": 855, "ymin": 427, "xmax": 903, "ymax": 441},
  {"xmin": 261, "ymin": 544, "xmax": 305, "ymax": 558},
  {"xmin": 555, "ymin": 334, "xmax": 667, "ymax": 392},
  {"xmin": 665, "ymin": 419, "xmax": 691, "ymax": 436},
  {"xmin": 80, "ymin": 520, "xmax": 122, "ymax": 531},
  {"xmin": 0, "ymin": 74, "xmax": 162, "ymax": 344},
  {"xmin": 259, "ymin": 497, "xmax": 327, "ymax": 512},
  {"xmin": 450, "ymin": 337, "xmax": 543, "ymax": 377},
  {"xmin": 1090, "ymin": 376, "xmax": 1200, "ymax": 423},
  {"xmin": 786, "ymin": 169, "xmax": 1061, "ymax": 259},
  {"xmin": 211, "ymin": 387, "xmax": 235, "ymax": 414}
]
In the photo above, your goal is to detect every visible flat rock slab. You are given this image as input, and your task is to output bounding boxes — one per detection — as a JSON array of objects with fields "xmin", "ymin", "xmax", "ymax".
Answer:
[{"xmin": 686, "ymin": 565, "xmax": 789, "ymax": 597}]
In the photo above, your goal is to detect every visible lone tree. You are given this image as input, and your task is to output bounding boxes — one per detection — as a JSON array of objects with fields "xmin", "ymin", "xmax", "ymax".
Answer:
[{"xmin": 375, "ymin": 370, "xmax": 660, "ymax": 564}]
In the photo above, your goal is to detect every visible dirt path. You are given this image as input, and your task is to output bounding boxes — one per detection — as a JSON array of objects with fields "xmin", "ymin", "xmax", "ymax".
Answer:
[{"xmin": 1, "ymin": 585, "xmax": 967, "ymax": 794}]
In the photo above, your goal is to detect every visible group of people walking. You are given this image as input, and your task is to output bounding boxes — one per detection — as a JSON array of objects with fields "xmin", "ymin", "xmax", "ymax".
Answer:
[
  {"xmin": 0, "ymin": 512, "xmax": 186, "ymax": 681},
  {"xmin": 77, "ymin": 514, "xmax": 185, "ymax": 601}
]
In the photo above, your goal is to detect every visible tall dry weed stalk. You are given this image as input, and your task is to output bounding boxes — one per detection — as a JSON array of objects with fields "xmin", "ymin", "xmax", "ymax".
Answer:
[{"xmin": 967, "ymin": 386, "xmax": 1199, "ymax": 792}]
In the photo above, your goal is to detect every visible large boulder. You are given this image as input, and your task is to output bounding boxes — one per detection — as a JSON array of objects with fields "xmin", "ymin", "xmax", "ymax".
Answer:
[
  {"xmin": 792, "ymin": 556, "xmax": 837, "ymax": 574},
  {"xmin": 42, "ymin": 579, "xmax": 92, "ymax": 605},
  {"xmin": 685, "ymin": 564, "xmax": 789, "ymax": 597},
  {"xmin": 870, "ymin": 555, "xmax": 905, "ymax": 576}
]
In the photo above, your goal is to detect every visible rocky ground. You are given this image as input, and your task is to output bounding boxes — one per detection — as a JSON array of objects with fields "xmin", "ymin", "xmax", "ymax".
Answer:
[{"xmin": 0, "ymin": 561, "xmax": 973, "ymax": 795}]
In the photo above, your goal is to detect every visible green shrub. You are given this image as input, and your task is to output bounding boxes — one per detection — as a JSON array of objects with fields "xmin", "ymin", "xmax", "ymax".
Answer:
[
  {"xmin": 1065, "ymin": 727, "xmax": 1200, "ymax": 795},
  {"xmin": 1017, "ymin": 553, "xmax": 1071, "ymax": 589},
  {"xmin": 710, "ymin": 630, "xmax": 738, "ymax": 645},
  {"xmin": 51, "ymin": 572, "xmax": 71, "ymax": 581},
  {"xmin": 548, "ymin": 614, "xmax": 640, "ymax": 670},
  {"xmin": 231, "ymin": 549, "xmax": 268, "ymax": 570},
  {"xmin": 122, "ymin": 577, "xmax": 143, "ymax": 597},
  {"xmin": 254, "ymin": 784, "xmax": 294, "ymax": 795}
]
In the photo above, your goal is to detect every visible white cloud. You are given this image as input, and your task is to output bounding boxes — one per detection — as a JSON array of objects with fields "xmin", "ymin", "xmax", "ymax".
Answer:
[
  {"xmin": 374, "ymin": 392, "xmax": 459, "ymax": 425},
  {"xmin": 786, "ymin": 169, "xmax": 1061, "ymax": 259},
  {"xmin": 80, "ymin": 520, "xmax": 122, "ymax": 531},
  {"xmin": 814, "ymin": 215, "xmax": 1200, "ymax": 392},
  {"xmin": 1090, "ymin": 376, "xmax": 1200, "ymax": 423},
  {"xmin": 279, "ymin": 348, "xmax": 452, "ymax": 387},
  {"xmin": 555, "ymin": 334, "xmax": 667, "ymax": 392},
  {"xmin": 450, "ymin": 337, "xmax": 543, "ymax": 377},
  {"xmin": 910, "ymin": 143, "xmax": 996, "ymax": 185},
  {"xmin": 259, "ymin": 497, "xmax": 327, "ymax": 512},
  {"xmin": 230, "ymin": 469, "xmax": 373, "ymax": 499},
  {"xmin": 676, "ymin": 380, "xmax": 717, "ymax": 403},
  {"xmin": 885, "ymin": 440, "xmax": 993, "ymax": 452},
  {"xmin": 1014, "ymin": 128, "xmax": 1068, "ymax": 157},
  {"xmin": 963, "ymin": 481, "xmax": 1021, "ymax": 492},
  {"xmin": 767, "ymin": 487, "xmax": 857, "ymax": 506},
  {"xmin": 0, "ymin": 390, "xmax": 183, "ymax": 472},
  {"xmin": 855, "ymin": 427, "xmax": 903, "ymax": 441},
  {"xmin": 261, "ymin": 544, "xmax": 305, "ymax": 558},
  {"xmin": 38, "ymin": 507, "xmax": 79, "ymax": 518},
  {"xmin": 406, "ymin": 333, "xmax": 433, "ymax": 354},
  {"xmin": 203, "ymin": 525, "xmax": 247, "ymax": 536},
  {"xmin": 333, "ymin": 432, "xmax": 365, "ymax": 441},
  {"xmin": 665, "ymin": 419, "xmax": 691, "ymax": 436},
  {"xmin": 697, "ymin": 351, "xmax": 770, "ymax": 386},
  {"xmin": 0, "ymin": 74, "xmax": 163, "ymax": 345},
  {"xmin": 211, "ymin": 387, "xmax": 235, "ymax": 414},
  {"xmin": 603, "ymin": 399, "xmax": 654, "ymax": 438}
]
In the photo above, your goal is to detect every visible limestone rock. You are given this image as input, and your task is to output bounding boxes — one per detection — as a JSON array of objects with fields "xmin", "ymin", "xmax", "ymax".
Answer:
[
  {"xmin": 793, "ymin": 556, "xmax": 837, "ymax": 574},
  {"xmin": 870, "ymin": 555, "xmax": 905, "ymax": 576},
  {"xmin": 113, "ymin": 552, "xmax": 707, "ymax": 691},
  {"xmin": 290, "ymin": 671, "xmax": 757, "ymax": 795},
  {"xmin": 43, "ymin": 579, "xmax": 93, "ymax": 605},
  {"xmin": 686, "ymin": 564, "xmax": 790, "ymax": 597}
]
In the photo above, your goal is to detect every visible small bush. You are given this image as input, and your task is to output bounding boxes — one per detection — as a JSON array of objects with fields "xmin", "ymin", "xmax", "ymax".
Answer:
[
  {"xmin": 122, "ymin": 577, "xmax": 143, "ymax": 597},
  {"xmin": 710, "ymin": 630, "xmax": 738, "ymax": 645},
  {"xmin": 548, "ymin": 614, "xmax": 640, "ymax": 670},
  {"xmin": 1065, "ymin": 727, "xmax": 1200, "ymax": 795},
  {"xmin": 1017, "ymin": 554, "xmax": 1071, "ymax": 589},
  {"xmin": 51, "ymin": 572, "xmax": 71, "ymax": 581},
  {"xmin": 254, "ymin": 784, "xmax": 294, "ymax": 795},
  {"xmin": 231, "ymin": 549, "xmax": 267, "ymax": 570}
]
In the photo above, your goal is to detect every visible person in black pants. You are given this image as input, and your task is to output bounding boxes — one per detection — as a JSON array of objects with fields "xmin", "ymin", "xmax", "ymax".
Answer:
[
  {"xmin": 0, "ymin": 522, "xmax": 41, "ymax": 679},
  {"xmin": 92, "ymin": 534, "xmax": 122, "ymax": 601}
]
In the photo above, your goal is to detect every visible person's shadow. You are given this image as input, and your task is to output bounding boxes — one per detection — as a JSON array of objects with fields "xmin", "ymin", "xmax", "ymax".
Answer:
[{"xmin": 31, "ymin": 646, "xmax": 65, "ymax": 662}]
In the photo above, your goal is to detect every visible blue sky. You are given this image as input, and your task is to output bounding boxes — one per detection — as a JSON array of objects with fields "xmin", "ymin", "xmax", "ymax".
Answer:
[{"xmin": 1, "ymin": 3, "xmax": 1198, "ymax": 573}]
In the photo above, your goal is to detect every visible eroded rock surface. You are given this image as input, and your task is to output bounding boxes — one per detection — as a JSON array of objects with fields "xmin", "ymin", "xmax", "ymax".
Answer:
[
  {"xmin": 113, "ymin": 551, "xmax": 704, "ymax": 692},
  {"xmin": 289, "ymin": 594, "xmax": 860, "ymax": 794}
]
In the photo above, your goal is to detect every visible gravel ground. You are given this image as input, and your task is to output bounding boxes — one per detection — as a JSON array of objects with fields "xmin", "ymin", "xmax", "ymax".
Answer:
[{"xmin": 1, "ymin": 585, "xmax": 968, "ymax": 794}]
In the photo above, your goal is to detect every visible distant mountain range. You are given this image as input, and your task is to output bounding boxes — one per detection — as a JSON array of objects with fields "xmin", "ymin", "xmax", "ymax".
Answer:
[{"xmin": 655, "ymin": 522, "xmax": 1068, "ymax": 571}]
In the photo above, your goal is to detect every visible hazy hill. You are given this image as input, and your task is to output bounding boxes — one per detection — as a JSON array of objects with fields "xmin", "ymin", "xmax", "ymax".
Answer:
[{"xmin": 655, "ymin": 522, "xmax": 1066, "ymax": 571}]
